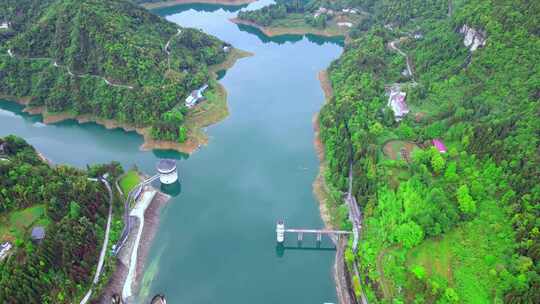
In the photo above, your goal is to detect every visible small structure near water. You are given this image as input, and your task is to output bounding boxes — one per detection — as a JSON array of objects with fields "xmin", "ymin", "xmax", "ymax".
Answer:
[
  {"xmin": 185, "ymin": 84, "xmax": 208, "ymax": 108},
  {"xmin": 151, "ymin": 294, "xmax": 167, "ymax": 304},
  {"xmin": 156, "ymin": 159, "xmax": 178, "ymax": 185},
  {"xmin": 276, "ymin": 220, "xmax": 351, "ymax": 244},
  {"xmin": 276, "ymin": 220, "xmax": 285, "ymax": 243}
]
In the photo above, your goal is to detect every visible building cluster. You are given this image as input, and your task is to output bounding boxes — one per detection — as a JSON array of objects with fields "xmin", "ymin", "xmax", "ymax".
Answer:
[
  {"xmin": 314, "ymin": 7, "xmax": 335, "ymax": 18},
  {"xmin": 314, "ymin": 7, "xmax": 358, "ymax": 18}
]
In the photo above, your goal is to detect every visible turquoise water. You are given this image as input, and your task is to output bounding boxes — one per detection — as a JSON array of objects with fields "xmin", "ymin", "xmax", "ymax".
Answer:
[{"xmin": 0, "ymin": 2, "xmax": 343, "ymax": 303}]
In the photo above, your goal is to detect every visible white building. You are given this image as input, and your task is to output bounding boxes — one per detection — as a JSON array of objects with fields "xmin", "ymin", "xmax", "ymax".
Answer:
[
  {"xmin": 0, "ymin": 242, "xmax": 12, "ymax": 260},
  {"xmin": 156, "ymin": 159, "xmax": 178, "ymax": 185},
  {"xmin": 342, "ymin": 8, "xmax": 358, "ymax": 14},
  {"xmin": 337, "ymin": 22, "xmax": 353, "ymax": 28},
  {"xmin": 276, "ymin": 220, "xmax": 285, "ymax": 243},
  {"xmin": 388, "ymin": 91, "xmax": 409, "ymax": 121},
  {"xmin": 185, "ymin": 84, "xmax": 208, "ymax": 108},
  {"xmin": 0, "ymin": 22, "xmax": 8, "ymax": 30}
]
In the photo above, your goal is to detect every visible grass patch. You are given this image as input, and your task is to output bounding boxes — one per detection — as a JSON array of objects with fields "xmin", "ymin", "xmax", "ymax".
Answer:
[
  {"xmin": 0, "ymin": 204, "xmax": 46, "ymax": 241},
  {"xmin": 382, "ymin": 140, "xmax": 421, "ymax": 161},
  {"xmin": 120, "ymin": 170, "xmax": 140, "ymax": 197},
  {"xmin": 382, "ymin": 197, "xmax": 515, "ymax": 303}
]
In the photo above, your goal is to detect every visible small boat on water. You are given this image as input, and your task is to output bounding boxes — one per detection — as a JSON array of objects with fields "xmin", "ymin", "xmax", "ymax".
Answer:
[
  {"xmin": 110, "ymin": 293, "xmax": 166, "ymax": 304},
  {"xmin": 151, "ymin": 294, "xmax": 167, "ymax": 304}
]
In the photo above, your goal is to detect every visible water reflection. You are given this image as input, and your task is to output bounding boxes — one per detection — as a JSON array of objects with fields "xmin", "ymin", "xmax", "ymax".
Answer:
[
  {"xmin": 152, "ymin": 3, "xmax": 248, "ymax": 16},
  {"xmin": 216, "ymin": 69, "xmax": 227, "ymax": 80},
  {"xmin": 151, "ymin": 149, "xmax": 189, "ymax": 160},
  {"xmin": 160, "ymin": 180, "xmax": 182, "ymax": 197},
  {"xmin": 275, "ymin": 243, "xmax": 336, "ymax": 258},
  {"xmin": 234, "ymin": 23, "xmax": 344, "ymax": 46}
]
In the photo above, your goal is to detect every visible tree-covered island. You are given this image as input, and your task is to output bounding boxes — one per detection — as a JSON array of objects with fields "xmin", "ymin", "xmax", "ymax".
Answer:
[{"xmin": 0, "ymin": 0, "xmax": 250, "ymax": 153}]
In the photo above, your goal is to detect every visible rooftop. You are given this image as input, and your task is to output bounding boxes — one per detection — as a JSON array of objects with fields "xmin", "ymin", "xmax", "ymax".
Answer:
[
  {"xmin": 31, "ymin": 226, "xmax": 46, "ymax": 240},
  {"xmin": 157, "ymin": 159, "xmax": 176, "ymax": 173},
  {"xmin": 432, "ymin": 139, "xmax": 447, "ymax": 153}
]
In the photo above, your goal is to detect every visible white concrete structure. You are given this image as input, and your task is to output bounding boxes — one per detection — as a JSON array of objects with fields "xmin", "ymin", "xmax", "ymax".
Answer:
[
  {"xmin": 0, "ymin": 242, "xmax": 12, "ymax": 260},
  {"xmin": 156, "ymin": 159, "xmax": 178, "ymax": 184},
  {"xmin": 0, "ymin": 22, "xmax": 9, "ymax": 30},
  {"xmin": 276, "ymin": 220, "xmax": 285, "ymax": 243}
]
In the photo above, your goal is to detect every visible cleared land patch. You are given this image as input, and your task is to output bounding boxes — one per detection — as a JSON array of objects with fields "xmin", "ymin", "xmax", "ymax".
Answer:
[
  {"xmin": 382, "ymin": 140, "xmax": 421, "ymax": 161},
  {"xmin": 0, "ymin": 204, "xmax": 46, "ymax": 241}
]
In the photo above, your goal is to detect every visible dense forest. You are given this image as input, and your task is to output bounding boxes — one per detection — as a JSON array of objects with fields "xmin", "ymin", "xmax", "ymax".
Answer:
[
  {"xmin": 0, "ymin": 0, "xmax": 228, "ymax": 142},
  {"xmin": 304, "ymin": 0, "xmax": 540, "ymax": 303},
  {"xmin": 0, "ymin": 135, "xmax": 123, "ymax": 303}
]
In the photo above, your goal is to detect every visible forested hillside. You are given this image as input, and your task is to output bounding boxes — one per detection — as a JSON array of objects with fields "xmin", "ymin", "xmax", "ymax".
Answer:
[
  {"xmin": 0, "ymin": 135, "xmax": 123, "ymax": 303},
  {"xmin": 0, "ymin": 0, "xmax": 229, "ymax": 142},
  {"xmin": 317, "ymin": 0, "xmax": 539, "ymax": 303}
]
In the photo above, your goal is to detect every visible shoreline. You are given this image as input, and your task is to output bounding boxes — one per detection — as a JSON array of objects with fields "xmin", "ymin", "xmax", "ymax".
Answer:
[
  {"xmin": 133, "ymin": 191, "xmax": 171, "ymax": 300},
  {"xmin": 313, "ymin": 70, "xmax": 336, "ymax": 231},
  {"xmin": 0, "ymin": 48, "xmax": 252, "ymax": 155},
  {"xmin": 313, "ymin": 69, "xmax": 354, "ymax": 304},
  {"xmin": 141, "ymin": 0, "xmax": 256, "ymax": 10},
  {"xmin": 230, "ymin": 18, "xmax": 346, "ymax": 38}
]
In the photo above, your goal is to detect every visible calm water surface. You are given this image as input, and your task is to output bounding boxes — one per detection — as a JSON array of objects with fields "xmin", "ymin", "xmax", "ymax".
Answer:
[{"xmin": 0, "ymin": 1, "xmax": 343, "ymax": 303}]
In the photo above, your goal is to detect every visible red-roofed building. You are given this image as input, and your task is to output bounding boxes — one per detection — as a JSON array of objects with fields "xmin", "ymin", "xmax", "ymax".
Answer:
[{"xmin": 432, "ymin": 139, "xmax": 447, "ymax": 153}]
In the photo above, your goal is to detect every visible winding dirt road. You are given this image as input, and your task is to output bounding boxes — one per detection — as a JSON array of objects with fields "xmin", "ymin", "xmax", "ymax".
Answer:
[{"xmin": 6, "ymin": 49, "xmax": 134, "ymax": 89}]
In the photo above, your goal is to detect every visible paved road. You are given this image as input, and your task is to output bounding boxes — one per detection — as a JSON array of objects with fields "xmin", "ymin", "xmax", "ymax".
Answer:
[
  {"xmin": 80, "ymin": 177, "xmax": 114, "ymax": 304},
  {"xmin": 122, "ymin": 189, "xmax": 157, "ymax": 302},
  {"xmin": 388, "ymin": 38, "xmax": 416, "ymax": 84}
]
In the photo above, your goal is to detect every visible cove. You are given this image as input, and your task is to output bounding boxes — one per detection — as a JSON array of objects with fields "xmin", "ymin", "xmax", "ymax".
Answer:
[{"xmin": 0, "ymin": 1, "xmax": 343, "ymax": 303}]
